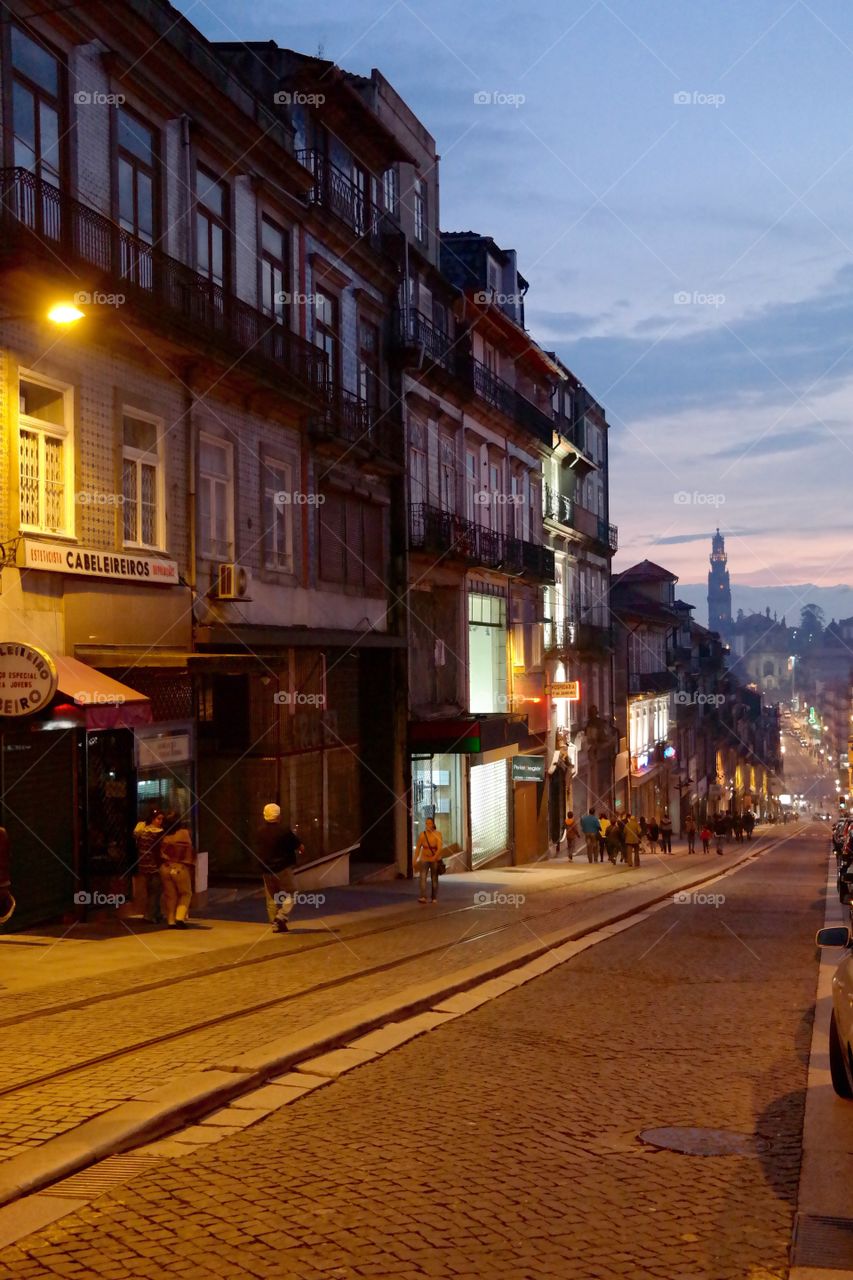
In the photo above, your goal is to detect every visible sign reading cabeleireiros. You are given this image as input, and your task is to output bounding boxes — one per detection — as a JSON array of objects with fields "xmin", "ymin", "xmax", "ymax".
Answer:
[
  {"xmin": 23, "ymin": 539, "xmax": 178, "ymax": 585},
  {"xmin": 0, "ymin": 643, "xmax": 58, "ymax": 716}
]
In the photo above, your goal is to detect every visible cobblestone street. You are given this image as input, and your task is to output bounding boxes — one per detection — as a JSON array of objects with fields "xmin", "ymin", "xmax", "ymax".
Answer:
[{"xmin": 2, "ymin": 826, "xmax": 826, "ymax": 1278}]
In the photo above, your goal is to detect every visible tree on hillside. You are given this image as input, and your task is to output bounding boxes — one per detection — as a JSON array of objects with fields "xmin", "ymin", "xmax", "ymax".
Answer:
[{"xmin": 798, "ymin": 603, "xmax": 825, "ymax": 650}]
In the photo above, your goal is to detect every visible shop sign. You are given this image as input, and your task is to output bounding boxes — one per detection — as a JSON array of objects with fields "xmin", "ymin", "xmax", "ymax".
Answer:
[
  {"xmin": 23, "ymin": 538, "xmax": 179, "ymax": 586},
  {"xmin": 512, "ymin": 755, "xmax": 546, "ymax": 782},
  {"xmin": 136, "ymin": 733, "xmax": 191, "ymax": 769},
  {"xmin": 551, "ymin": 681, "xmax": 580, "ymax": 700},
  {"xmin": 0, "ymin": 643, "xmax": 58, "ymax": 716}
]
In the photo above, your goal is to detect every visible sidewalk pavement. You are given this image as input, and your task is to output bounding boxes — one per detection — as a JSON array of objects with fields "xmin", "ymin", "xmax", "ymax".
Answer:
[{"xmin": 0, "ymin": 830, "xmax": 779, "ymax": 997}]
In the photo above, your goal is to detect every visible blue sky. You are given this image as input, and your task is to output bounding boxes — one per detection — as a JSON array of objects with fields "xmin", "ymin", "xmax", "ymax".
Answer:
[{"xmin": 182, "ymin": 0, "xmax": 851, "ymax": 596}]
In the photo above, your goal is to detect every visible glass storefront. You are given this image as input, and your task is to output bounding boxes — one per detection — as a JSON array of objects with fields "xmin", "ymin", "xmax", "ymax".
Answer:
[{"xmin": 411, "ymin": 754, "xmax": 464, "ymax": 855}]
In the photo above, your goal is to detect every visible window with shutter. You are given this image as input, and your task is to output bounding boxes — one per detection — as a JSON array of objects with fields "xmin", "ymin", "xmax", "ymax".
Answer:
[
  {"xmin": 362, "ymin": 503, "xmax": 384, "ymax": 590},
  {"xmin": 319, "ymin": 491, "xmax": 345, "ymax": 583},
  {"xmin": 345, "ymin": 496, "xmax": 365, "ymax": 587}
]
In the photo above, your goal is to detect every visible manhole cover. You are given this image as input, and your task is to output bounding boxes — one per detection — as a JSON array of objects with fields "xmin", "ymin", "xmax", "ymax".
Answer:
[{"xmin": 638, "ymin": 1126, "xmax": 767, "ymax": 1156}]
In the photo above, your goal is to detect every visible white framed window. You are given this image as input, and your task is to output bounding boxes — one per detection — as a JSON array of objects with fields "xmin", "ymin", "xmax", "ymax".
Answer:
[
  {"xmin": 122, "ymin": 411, "xmax": 164, "ymax": 549},
  {"xmin": 439, "ymin": 435, "xmax": 456, "ymax": 513},
  {"xmin": 261, "ymin": 457, "xmax": 294, "ymax": 573},
  {"xmin": 465, "ymin": 447, "xmax": 479, "ymax": 522},
  {"xmin": 383, "ymin": 166, "xmax": 398, "ymax": 215},
  {"xmin": 409, "ymin": 420, "xmax": 427, "ymax": 507},
  {"xmin": 413, "ymin": 177, "xmax": 427, "ymax": 243},
  {"xmin": 198, "ymin": 433, "xmax": 234, "ymax": 561},
  {"xmin": 17, "ymin": 372, "xmax": 74, "ymax": 536}
]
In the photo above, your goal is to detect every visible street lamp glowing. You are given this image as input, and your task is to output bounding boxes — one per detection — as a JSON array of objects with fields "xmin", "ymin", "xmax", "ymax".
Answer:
[{"xmin": 47, "ymin": 302, "xmax": 85, "ymax": 325}]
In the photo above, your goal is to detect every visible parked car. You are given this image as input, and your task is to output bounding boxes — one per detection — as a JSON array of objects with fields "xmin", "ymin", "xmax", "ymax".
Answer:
[{"xmin": 815, "ymin": 926, "xmax": 853, "ymax": 1097}]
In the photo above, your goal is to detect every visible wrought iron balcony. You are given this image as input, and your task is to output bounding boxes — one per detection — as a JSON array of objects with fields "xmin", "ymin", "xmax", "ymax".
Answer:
[
  {"xmin": 409, "ymin": 503, "xmax": 554, "ymax": 582},
  {"xmin": 628, "ymin": 670, "xmax": 678, "ymax": 695},
  {"xmin": 0, "ymin": 167, "xmax": 326, "ymax": 399},
  {"xmin": 296, "ymin": 150, "xmax": 389, "ymax": 250},
  {"xmin": 543, "ymin": 484, "xmax": 573, "ymax": 526},
  {"xmin": 310, "ymin": 386, "xmax": 395, "ymax": 460},
  {"xmin": 394, "ymin": 308, "xmax": 457, "ymax": 376},
  {"xmin": 470, "ymin": 358, "xmax": 554, "ymax": 446}
]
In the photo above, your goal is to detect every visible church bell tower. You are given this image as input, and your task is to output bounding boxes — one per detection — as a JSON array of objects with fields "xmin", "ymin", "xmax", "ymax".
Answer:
[{"xmin": 707, "ymin": 528, "xmax": 732, "ymax": 637}]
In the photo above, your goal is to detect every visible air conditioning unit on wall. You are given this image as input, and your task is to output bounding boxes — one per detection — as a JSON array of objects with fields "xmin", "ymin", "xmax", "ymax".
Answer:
[{"xmin": 212, "ymin": 563, "xmax": 251, "ymax": 601}]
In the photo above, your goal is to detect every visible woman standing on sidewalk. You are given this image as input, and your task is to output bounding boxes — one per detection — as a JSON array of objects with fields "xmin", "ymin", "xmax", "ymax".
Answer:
[
  {"xmin": 415, "ymin": 817, "xmax": 443, "ymax": 905},
  {"xmin": 159, "ymin": 813, "xmax": 196, "ymax": 928}
]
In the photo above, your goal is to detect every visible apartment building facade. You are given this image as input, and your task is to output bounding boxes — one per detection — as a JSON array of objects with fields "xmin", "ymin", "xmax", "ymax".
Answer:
[
  {"xmin": 542, "ymin": 366, "xmax": 618, "ymax": 836},
  {"xmin": 0, "ymin": 2, "xmax": 408, "ymax": 925}
]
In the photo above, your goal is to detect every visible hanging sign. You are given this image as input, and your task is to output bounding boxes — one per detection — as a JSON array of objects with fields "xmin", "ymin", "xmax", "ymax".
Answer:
[
  {"xmin": 551, "ymin": 681, "xmax": 580, "ymax": 700},
  {"xmin": 0, "ymin": 643, "xmax": 58, "ymax": 716}
]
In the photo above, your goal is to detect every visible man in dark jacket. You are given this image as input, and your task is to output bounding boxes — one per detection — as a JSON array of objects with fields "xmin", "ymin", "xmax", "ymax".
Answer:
[{"xmin": 257, "ymin": 803, "xmax": 303, "ymax": 933}]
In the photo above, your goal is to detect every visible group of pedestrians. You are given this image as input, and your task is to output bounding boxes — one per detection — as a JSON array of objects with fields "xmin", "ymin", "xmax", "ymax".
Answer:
[
  {"xmin": 563, "ymin": 809, "xmax": 648, "ymax": 867},
  {"xmin": 132, "ymin": 808, "xmax": 197, "ymax": 927},
  {"xmin": 134, "ymin": 801, "xmax": 304, "ymax": 933},
  {"xmin": 561, "ymin": 806, "xmax": 757, "ymax": 864}
]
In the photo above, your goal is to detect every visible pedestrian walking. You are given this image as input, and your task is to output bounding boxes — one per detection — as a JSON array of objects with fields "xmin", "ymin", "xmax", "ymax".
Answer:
[
  {"xmin": 159, "ymin": 812, "xmax": 195, "ymax": 928},
  {"xmin": 624, "ymin": 813, "xmax": 641, "ymax": 867},
  {"xmin": 0, "ymin": 825, "xmax": 14, "ymax": 926},
  {"xmin": 563, "ymin": 811, "xmax": 579, "ymax": 861},
  {"xmin": 133, "ymin": 807, "xmax": 164, "ymax": 923},
  {"xmin": 685, "ymin": 814, "xmax": 697, "ymax": 854},
  {"xmin": 415, "ymin": 816, "xmax": 443, "ymax": 904},
  {"xmin": 598, "ymin": 812, "xmax": 610, "ymax": 862},
  {"xmin": 659, "ymin": 811, "xmax": 673, "ymax": 854},
  {"xmin": 604, "ymin": 818, "xmax": 621, "ymax": 864},
  {"xmin": 700, "ymin": 823, "xmax": 712, "ymax": 854},
  {"xmin": 743, "ymin": 810, "xmax": 756, "ymax": 840},
  {"xmin": 580, "ymin": 808, "xmax": 601, "ymax": 863},
  {"xmin": 714, "ymin": 814, "xmax": 726, "ymax": 856},
  {"xmin": 732, "ymin": 814, "xmax": 744, "ymax": 844},
  {"xmin": 647, "ymin": 818, "xmax": 660, "ymax": 855},
  {"xmin": 257, "ymin": 803, "xmax": 303, "ymax": 932}
]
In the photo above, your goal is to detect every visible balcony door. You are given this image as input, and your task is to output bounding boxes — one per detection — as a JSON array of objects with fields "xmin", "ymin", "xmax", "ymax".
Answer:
[
  {"xmin": 116, "ymin": 107, "xmax": 157, "ymax": 289},
  {"xmin": 195, "ymin": 165, "xmax": 229, "ymax": 318},
  {"xmin": 8, "ymin": 25, "xmax": 63, "ymax": 235}
]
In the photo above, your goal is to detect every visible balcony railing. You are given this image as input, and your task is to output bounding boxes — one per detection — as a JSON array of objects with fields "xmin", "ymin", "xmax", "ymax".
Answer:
[
  {"xmin": 395, "ymin": 308, "xmax": 456, "ymax": 375},
  {"xmin": 296, "ymin": 150, "xmax": 388, "ymax": 249},
  {"xmin": 470, "ymin": 358, "xmax": 554, "ymax": 446},
  {"xmin": 310, "ymin": 386, "xmax": 395, "ymax": 459},
  {"xmin": 595, "ymin": 518, "xmax": 618, "ymax": 552},
  {"xmin": 628, "ymin": 670, "xmax": 678, "ymax": 695},
  {"xmin": 409, "ymin": 503, "xmax": 555, "ymax": 582},
  {"xmin": 544, "ymin": 617, "xmax": 612, "ymax": 654},
  {"xmin": 0, "ymin": 167, "xmax": 327, "ymax": 398},
  {"xmin": 543, "ymin": 484, "xmax": 573, "ymax": 526}
]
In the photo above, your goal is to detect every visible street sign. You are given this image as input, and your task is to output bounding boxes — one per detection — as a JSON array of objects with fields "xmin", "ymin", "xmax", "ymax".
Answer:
[
  {"xmin": 551, "ymin": 681, "xmax": 580, "ymax": 700},
  {"xmin": 512, "ymin": 755, "xmax": 546, "ymax": 782},
  {"xmin": 0, "ymin": 642, "xmax": 58, "ymax": 716}
]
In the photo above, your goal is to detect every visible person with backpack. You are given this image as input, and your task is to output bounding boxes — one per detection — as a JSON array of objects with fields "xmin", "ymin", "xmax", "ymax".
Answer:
[
  {"xmin": 580, "ymin": 808, "xmax": 601, "ymax": 863},
  {"xmin": 563, "ymin": 811, "xmax": 579, "ymax": 861},
  {"xmin": 257, "ymin": 802, "xmax": 303, "ymax": 932}
]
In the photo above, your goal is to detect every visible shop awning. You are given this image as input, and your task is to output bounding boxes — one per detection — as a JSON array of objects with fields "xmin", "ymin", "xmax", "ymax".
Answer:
[
  {"xmin": 409, "ymin": 715, "xmax": 529, "ymax": 755},
  {"xmin": 52, "ymin": 656, "xmax": 152, "ymax": 729}
]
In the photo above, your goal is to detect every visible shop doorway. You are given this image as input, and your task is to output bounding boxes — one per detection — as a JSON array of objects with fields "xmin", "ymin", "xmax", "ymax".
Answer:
[{"xmin": 411, "ymin": 754, "xmax": 463, "ymax": 859}]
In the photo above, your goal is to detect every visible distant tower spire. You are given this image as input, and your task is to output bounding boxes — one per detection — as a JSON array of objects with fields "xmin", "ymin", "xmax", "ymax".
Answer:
[{"xmin": 708, "ymin": 528, "xmax": 732, "ymax": 636}]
